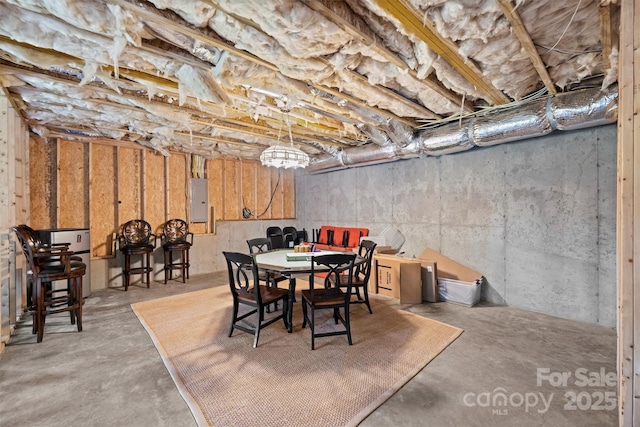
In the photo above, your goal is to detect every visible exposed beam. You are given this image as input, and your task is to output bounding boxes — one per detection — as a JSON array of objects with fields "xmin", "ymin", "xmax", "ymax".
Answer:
[
  {"xmin": 109, "ymin": 0, "xmax": 279, "ymax": 72},
  {"xmin": 496, "ymin": 0, "xmax": 557, "ymax": 95},
  {"xmin": 112, "ymin": 0, "xmax": 425, "ymax": 126},
  {"xmin": 315, "ymin": 84, "xmax": 417, "ymax": 127},
  {"xmin": 2, "ymin": 37, "xmax": 349, "ymax": 135},
  {"xmin": 598, "ymin": 1, "xmax": 618, "ymax": 72},
  {"xmin": 0, "ymin": 64, "xmax": 355, "ymax": 149},
  {"xmin": 372, "ymin": 0, "xmax": 510, "ymax": 105},
  {"xmin": 0, "ymin": 84, "xmax": 24, "ymax": 119},
  {"xmin": 301, "ymin": 0, "xmax": 473, "ymax": 112},
  {"xmin": 321, "ymin": 61, "xmax": 441, "ymax": 120}
]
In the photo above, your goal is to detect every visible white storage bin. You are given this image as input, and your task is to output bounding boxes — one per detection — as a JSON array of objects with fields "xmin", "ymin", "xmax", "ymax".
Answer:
[{"xmin": 438, "ymin": 278, "xmax": 482, "ymax": 307}]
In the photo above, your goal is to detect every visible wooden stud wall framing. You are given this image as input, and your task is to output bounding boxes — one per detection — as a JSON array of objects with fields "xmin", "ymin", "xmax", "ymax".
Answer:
[
  {"xmin": 27, "ymin": 138, "xmax": 297, "ymax": 257},
  {"xmin": 617, "ymin": 0, "xmax": 638, "ymax": 425},
  {"xmin": 0, "ymin": 95, "xmax": 12, "ymax": 348},
  {"xmin": 255, "ymin": 164, "xmax": 272, "ymax": 219},
  {"xmin": 28, "ymin": 137, "xmax": 55, "ymax": 229},
  {"xmin": 282, "ymin": 169, "xmax": 295, "ymax": 219},
  {"xmin": 116, "ymin": 146, "xmax": 143, "ymax": 223},
  {"xmin": 143, "ymin": 151, "xmax": 167, "ymax": 236},
  {"xmin": 207, "ymin": 158, "xmax": 225, "ymax": 223},
  {"xmin": 224, "ymin": 159, "xmax": 241, "ymax": 220},
  {"xmin": 241, "ymin": 161, "xmax": 256, "ymax": 218},
  {"xmin": 270, "ymin": 169, "xmax": 284, "ymax": 219},
  {"xmin": 1, "ymin": 94, "xmax": 29, "ymax": 350},
  {"xmin": 168, "ymin": 153, "xmax": 187, "ymax": 226},
  {"xmin": 58, "ymin": 139, "xmax": 89, "ymax": 228},
  {"xmin": 90, "ymin": 144, "xmax": 117, "ymax": 257}
]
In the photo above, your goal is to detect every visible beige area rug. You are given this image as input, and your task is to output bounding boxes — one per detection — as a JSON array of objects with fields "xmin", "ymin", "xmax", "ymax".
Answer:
[{"xmin": 131, "ymin": 286, "xmax": 463, "ymax": 427}]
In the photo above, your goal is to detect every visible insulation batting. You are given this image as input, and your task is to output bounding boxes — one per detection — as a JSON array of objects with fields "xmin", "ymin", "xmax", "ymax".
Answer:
[
  {"xmin": 209, "ymin": 0, "xmax": 349, "ymax": 59},
  {"xmin": 147, "ymin": 0, "xmax": 216, "ymax": 27}
]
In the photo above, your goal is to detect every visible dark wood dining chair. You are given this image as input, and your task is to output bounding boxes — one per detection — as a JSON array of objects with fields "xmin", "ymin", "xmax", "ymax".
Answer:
[
  {"xmin": 161, "ymin": 219, "xmax": 193, "ymax": 283},
  {"xmin": 13, "ymin": 225, "xmax": 86, "ymax": 343},
  {"xmin": 282, "ymin": 226, "xmax": 297, "ymax": 248},
  {"xmin": 341, "ymin": 239, "xmax": 377, "ymax": 314},
  {"xmin": 266, "ymin": 226, "xmax": 284, "ymax": 249},
  {"xmin": 223, "ymin": 251, "xmax": 289, "ymax": 348},
  {"xmin": 246, "ymin": 237, "xmax": 287, "ymax": 286},
  {"xmin": 301, "ymin": 253, "xmax": 356, "ymax": 350}
]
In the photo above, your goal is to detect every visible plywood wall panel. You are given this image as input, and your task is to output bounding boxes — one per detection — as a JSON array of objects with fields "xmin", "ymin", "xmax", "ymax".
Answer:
[
  {"xmin": 224, "ymin": 159, "xmax": 241, "ymax": 220},
  {"xmin": 270, "ymin": 169, "xmax": 284, "ymax": 219},
  {"xmin": 117, "ymin": 147, "xmax": 142, "ymax": 226},
  {"xmin": 29, "ymin": 137, "xmax": 296, "ymax": 249},
  {"xmin": 28, "ymin": 137, "xmax": 52, "ymax": 229},
  {"xmin": 168, "ymin": 153, "xmax": 187, "ymax": 221},
  {"xmin": 256, "ymin": 165, "xmax": 272, "ymax": 219},
  {"xmin": 144, "ymin": 152, "xmax": 166, "ymax": 234},
  {"xmin": 90, "ymin": 144, "xmax": 117, "ymax": 257},
  {"xmin": 58, "ymin": 139, "xmax": 89, "ymax": 228},
  {"xmin": 282, "ymin": 169, "xmax": 295, "ymax": 219},
  {"xmin": 208, "ymin": 158, "xmax": 224, "ymax": 221},
  {"xmin": 190, "ymin": 222, "xmax": 206, "ymax": 234},
  {"xmin": 241, "ymin": 161, "xmax": 256, "ymax": 215}
]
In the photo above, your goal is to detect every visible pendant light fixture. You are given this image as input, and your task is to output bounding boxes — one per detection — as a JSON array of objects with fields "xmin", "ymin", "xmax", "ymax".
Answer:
[{"xmin": 260, "ymin": 110, "xmax": 309, "ymax": 169}]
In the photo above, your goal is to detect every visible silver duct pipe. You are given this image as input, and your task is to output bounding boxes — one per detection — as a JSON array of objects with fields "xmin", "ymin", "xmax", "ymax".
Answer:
[
  {"xmin": 307, "ymin": 86, "xmax": 618, "ymax": 174},
  {"xmin": 343, "ymin": 143, "xmax": 398, "ymax": 166},
  {"xmin": 473, "ymin": 99, "xmax": 551, "ymax": 147},
  {"xmin": 357, "ymin": 123, "xmax": 393, "ymax": 146}
]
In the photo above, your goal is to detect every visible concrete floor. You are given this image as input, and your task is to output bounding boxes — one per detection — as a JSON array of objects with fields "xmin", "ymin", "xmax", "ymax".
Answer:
[{"xmin": 0, "ymin": 273, "xmax": 617, "ymax": 427}]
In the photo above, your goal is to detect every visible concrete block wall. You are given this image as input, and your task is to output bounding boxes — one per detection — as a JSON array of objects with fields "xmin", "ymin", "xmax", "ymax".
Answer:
[{"xmin": 296, "ymin": 124, "xmax": 617, "ymax": 327}]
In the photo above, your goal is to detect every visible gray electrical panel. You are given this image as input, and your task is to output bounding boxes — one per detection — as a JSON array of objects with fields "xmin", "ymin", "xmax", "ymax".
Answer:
[{"xmin": 190, "ymin": 178, "xmax": 209, "ymax": 222}]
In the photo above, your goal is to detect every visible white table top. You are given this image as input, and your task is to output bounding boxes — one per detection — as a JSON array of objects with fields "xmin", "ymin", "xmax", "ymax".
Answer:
[{"xmin": 254, "ymin": 249, "xmax": 356, "ymax": 274}]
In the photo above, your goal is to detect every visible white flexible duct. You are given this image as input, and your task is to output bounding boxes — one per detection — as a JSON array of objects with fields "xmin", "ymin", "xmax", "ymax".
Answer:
[{"xmin": 307, "ymin": 86, "xmax": 618, "ymax": 173}]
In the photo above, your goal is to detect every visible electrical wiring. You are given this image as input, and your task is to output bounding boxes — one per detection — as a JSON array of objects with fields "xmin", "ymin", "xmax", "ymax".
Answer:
[
  {"xmin": 241, "ymin": 169, "xmax": 281, "ymax": 219},
  {"xmin": 544, "ymin": 0, "xmax": 583, "ymax": 53},
  {"xmin": 416, "ymin": 87, "xmax": 550, "ymax": 130}
]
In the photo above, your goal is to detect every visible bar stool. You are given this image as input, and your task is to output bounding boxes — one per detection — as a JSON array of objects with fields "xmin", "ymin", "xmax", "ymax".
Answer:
[
  {"xmin": 12, "ymin": 225, "xmax": 86, "ymax": 343},
  {"xmin": 161, "ymin": 219, "xmax": 193, "ymax": 283},
  {"xmin": 117, "ymin": 219, "xmax": 156, "ymax": 291}
]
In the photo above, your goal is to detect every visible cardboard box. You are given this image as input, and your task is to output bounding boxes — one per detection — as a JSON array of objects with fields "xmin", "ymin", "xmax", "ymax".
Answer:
[
  {"xmin": 417, "ymin": 248, "xmax": 483, "ymax": 282},
  {"xmin": 371, "ymin": 254, "xmax": 422, "ymax": 304},
  {"xmin": 374, "ymin": 245, "xmax": 399, "ymax": 254},
  {"xmin": 419, "ymin": 260, "xmax": 438, "ymax": 302},
  {"xmin": 416, "ymin": 247, "xmax": 484, "ymax": 305},
  {"xmin": 350, "ymin": 245, "xmax": 397, "ymax": 255}
]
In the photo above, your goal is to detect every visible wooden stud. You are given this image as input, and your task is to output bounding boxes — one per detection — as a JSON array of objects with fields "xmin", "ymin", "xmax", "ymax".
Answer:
[
  {"xmin": 372, "ymin": 0, "xmax": 510, "ymax": 105},
  {"xmin": 302, "ymin": 0, "xmax": 473, "ymax": 112},
  {"xmin": 617, "ymin": 0, "xmax": 637, "ymax": 425},
  {"xmin": 497, "ymin": 0, "xmax": 557, "ymax": 95},
  {"xmin": 89, "ymin": 143, "xmax": 117, "ymax": 257},
  {"xmin": 1, "ymin": 65, "xmax": 352, "ymax": 151}
]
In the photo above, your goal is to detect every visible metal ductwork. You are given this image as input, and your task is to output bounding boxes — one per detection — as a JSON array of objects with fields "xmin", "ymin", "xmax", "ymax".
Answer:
[{"xmin": 307, "ymin": 85, "xmax": 618, "ymax": 174}]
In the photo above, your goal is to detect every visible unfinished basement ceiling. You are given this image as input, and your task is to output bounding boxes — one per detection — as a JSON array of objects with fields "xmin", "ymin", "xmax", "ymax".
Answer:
[{"xmin": 0, "ymin": 0, "xmax": 620, "ymax": 169}]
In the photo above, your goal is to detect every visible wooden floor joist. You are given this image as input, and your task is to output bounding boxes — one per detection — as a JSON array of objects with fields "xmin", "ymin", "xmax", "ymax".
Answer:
[{"xmin": 372, "ymin": 0, "xmax": 510, "ymax": 106}]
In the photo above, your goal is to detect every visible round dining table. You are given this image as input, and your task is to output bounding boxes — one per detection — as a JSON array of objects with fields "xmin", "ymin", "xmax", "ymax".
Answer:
[{"xmin": 254, "ymin": 249, "xmax": 364, "ymax": 332}]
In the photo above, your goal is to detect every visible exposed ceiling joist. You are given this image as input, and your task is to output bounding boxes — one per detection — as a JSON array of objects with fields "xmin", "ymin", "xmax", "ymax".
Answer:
[
  {"xmin": 109, "ymin": 0, "xmax": 278, "ymax": 72},
  {"xmin": 0, "ymin": 60, "xmax": 355, "ymax": 149},
  {"xmin": 112, "ymin": 0, "xmax": 413, "ymax": 126},
  {"xmin": 496, "ymin": 0, "xmax": 557, "ymax": 95},
  {"xmin": 598, "ymin": 1, "xmax": 616, "ymax": 71},
  {"xmin": 372, "ymin": 0, "xmax": 511, "ymax": 105},
  {"xmin": 301, "ymin": 0, "xmax": 474, "ymax": 113},
  {"xmin": 0, "ymin": 0, "xmax": 614, "ymax": 167},
  {"xmin": 324, "ymin": 63, "xmax": 441, "ymax": 120}
]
